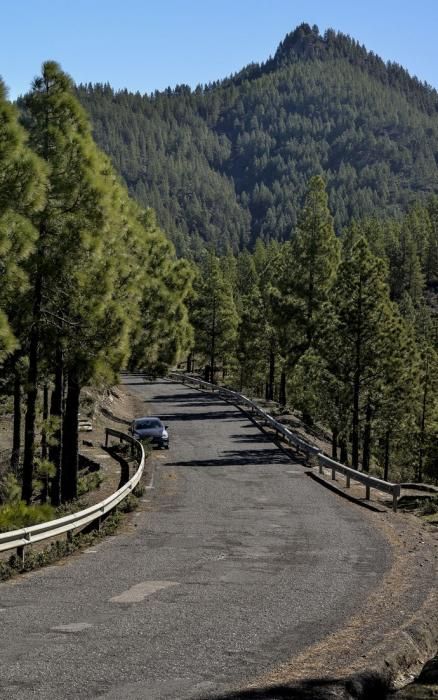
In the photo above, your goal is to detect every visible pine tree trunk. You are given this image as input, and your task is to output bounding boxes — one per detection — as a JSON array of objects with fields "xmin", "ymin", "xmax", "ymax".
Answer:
[
  {"xmin": 61, "ymin": 369, "xmax": 80, "ymax": 503},
  {"xmin": 302, "ymin": 410, "xmax": 313, "ymax": 426},
  {"xmin": 383, "ymin": 430, "xmax": 391, "ymax": 481},
  {"xmin": 267, "ymin": 348, "xmax": 275, "ymax": 401},
  {"xmin": 41, "ymin": 384, "xmax": 49, "ymax": 460},
  {"xmin": 331, "ymin": 427, "xmax": 338, "ymax": 460},
  {"xmin": 417, "ymin": 362, "xmax": 429, "ymax": 483},
  {"xmin": 352, "ymin": 371, "xmax": 360, "ymax": 470},
  {"xmin": 22, "ymin": 272, "xmax": 43, "ymax": 504},
  {"xmin": 279, "ymin": 369, "xmax": 287, "ymax": 406},
  {"xmin": 186, "ymin": 353, "xmax": 192, "ymax": 373},
  {"xmin": 39, "ymin": 384, "xmax": 50, "ymax": 504},
  {"xmin": 50, "ymin": 347, "xmax": 64, "ymax": 506},
  {"xmin": 340, "ymin": 438, "xmax": 348, "ymax": 465},
  {"xmin": 11, "ymin": 367, "xmax": 21, "ymax": 472},
  {"xmin": 352, "ymin": 277, "xmax": 363, "ymax": 471},
  {"xmin": 362, "ymin": 399, "xmax": 372, "ymax": 473},
  {"xmin": 210, "ymin": 298, "xmax": 216, "ymax": 384}
]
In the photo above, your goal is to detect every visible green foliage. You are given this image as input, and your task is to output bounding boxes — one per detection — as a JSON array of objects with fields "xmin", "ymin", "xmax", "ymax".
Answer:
[
  {"xmin": 78, "ymin": 26, "xmax": 438, "ymax": 255},
  {"xmin": 0, "ymin": 506, "xmax": 123, "ymax": 581},
  {"xmin": 270, "ymin": 176, "xmax": 340, "ymax": 402},
  {"xmin": 189, "ymin": 175, "xmax": 437, "ymax": 483},
  {"xmin": 0, "ymin": 473, "xmax": 21, "ymax": 505},
  {"xmin": 420, "ymin": 497, "xmax": 438, "ymax": 516},
  {"xmin": 77, "ymin": 471, "xmax": 103, "ymax": 496},
  {"xmin": 0, "ymin": 79, "xmax": 45, "ymax": 360},
  {"xmin": 190, "ymin": 251, "xmax": 239, "ymax": 381},
  {"xmin": 0, "ymin": 62, "xmax": 193, "ymax": 505},
  {"xmin": 0, "ymin": 501, "xmax": 55, "ymax": 532}
]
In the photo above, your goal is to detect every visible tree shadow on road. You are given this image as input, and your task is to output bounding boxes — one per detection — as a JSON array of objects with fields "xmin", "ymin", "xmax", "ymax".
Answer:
[
  {"xmin": 147, "ymin": 392, "xmax": 223, "ymax": 404},
  {"xmin": 153, "ymin": 410, "xmax": 239, "ymax": 423},
  {"xmin": 228, "ymin": 433, "xmax": 272, "ymax": 444},
  {"xmin": 166, "ymin": 447, "xmax": 292, "ymax": 468},
  {"xmin": 202, "ymin": 672, "xmax": 390, "ymax": 699}
]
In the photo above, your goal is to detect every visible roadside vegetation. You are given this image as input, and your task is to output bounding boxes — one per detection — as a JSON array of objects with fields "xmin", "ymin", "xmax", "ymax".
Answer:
[
  {"xmin": 0, "ymin": 63, "xmax": 193, "ymax": 524},
  {"xmin": 188, "ymin": 177, "xmax": 438, "ymax": 485},
  {"xmin": 0, "ymin": 482, "xmax": 145, "ymax": 581}
]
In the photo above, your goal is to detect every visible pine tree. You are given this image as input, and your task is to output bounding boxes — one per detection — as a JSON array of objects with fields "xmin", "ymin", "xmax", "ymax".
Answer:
[
  {"xmin": 323, "ymin": 236, "xmax": 394, "ymax": 470},
  {"xmin": 190, "ymin": 252, "xmax": 238, "ymax": 382},
  {"xmin": 20, "ymin": 62, "xmax": 118, "ymax": 503},
  {"xmin": 271, "ymin": 176, "xmax": 339, "ymax": 406},
  {"xmin": 0, "ymin": 79, "xmax": 45, "ymax": 361}
]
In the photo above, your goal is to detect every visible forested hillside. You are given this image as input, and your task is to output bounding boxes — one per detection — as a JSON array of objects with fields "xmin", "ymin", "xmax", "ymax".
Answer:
[
  {"xmin": 188, "ymin": 178, "xmax": 438, "ymax": 484},
  {"xmin": 78, "ymin": 24, "xmax": 438, "ymax": 256}
]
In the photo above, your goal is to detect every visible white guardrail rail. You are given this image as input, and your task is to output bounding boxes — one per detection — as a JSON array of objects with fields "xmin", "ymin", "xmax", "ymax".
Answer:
[
  {"xmin": 0, "ymin": 429, "xmax": 144, "ymax": 557},
  {"xmin": 171, "ymin": 372, "xmax": 401, "ymax": 511}
]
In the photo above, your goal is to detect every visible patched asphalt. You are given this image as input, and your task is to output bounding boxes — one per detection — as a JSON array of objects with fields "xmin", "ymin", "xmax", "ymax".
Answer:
[{"xmin": 0, "ymin": 377, "xmax": 390, "ymax": 699}]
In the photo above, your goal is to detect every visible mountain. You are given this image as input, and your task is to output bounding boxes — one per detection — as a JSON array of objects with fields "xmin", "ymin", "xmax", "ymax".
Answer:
[{"xmin": 77, "ymin": 24, "xmax": 438, "ymax": 256}]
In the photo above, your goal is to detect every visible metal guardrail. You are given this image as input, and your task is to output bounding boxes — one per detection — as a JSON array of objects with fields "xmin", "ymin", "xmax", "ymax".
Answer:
[
  {"xmin": 171, "ymin": 372, "xmax": 401, "ymax": 511},
  {"xmin": 0, "ymin": 429, "xmax": 144, "ymax": 557}
]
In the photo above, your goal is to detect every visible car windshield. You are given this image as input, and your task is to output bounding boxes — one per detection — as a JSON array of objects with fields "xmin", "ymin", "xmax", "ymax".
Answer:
[{"xmin": 136, "ymin": 419, "xmax": 161, "ymax": 430}]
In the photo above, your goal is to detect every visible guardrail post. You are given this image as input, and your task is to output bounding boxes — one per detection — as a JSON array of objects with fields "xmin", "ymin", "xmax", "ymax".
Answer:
[
  {"xmin": 346, "ymin": 473, "xmax": 351, "ymax": 488},
  {"xmin": 365, "ymin": 484, "xmax": 371, "ymax": 500},
  {"xmin": 319, "ymin": 461, "xmax": 323, "ymax": 474},
  {"xmin": 331, "ymin": 466, "xmax": 336, "ymax": 480},
  {"xmin": 16, "ymin": 545, "xmax": 25, "ymax": 565}
]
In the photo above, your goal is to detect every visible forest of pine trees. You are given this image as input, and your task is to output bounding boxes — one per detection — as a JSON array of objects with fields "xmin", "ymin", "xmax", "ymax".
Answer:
[
  {"xmin": 78, "ymin": 24, "xmax": 438, "ymax": 257},
  {"xmin": 187, "ymin": 177, "xmax": 438, "ymax": 485},
  {"xmin": 0, "ymin": 63, "xmax": 192, "ymax": 523}
]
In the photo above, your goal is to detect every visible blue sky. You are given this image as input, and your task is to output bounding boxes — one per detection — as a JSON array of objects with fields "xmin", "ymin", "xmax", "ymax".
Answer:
[{"xmin": 2, "ymin": 0, "xmax": 438, "ymax": 99}]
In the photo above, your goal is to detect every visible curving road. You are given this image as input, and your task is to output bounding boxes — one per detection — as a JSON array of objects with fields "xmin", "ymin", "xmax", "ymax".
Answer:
[{"xmin": 0, "ymin": 377, "xmax": 390, "ymax": 699}]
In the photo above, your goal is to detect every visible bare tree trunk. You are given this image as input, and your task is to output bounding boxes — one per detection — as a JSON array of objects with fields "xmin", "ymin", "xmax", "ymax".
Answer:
[
  {"xmin": 41, "ymin": 384, "xmax": 49, "ymax": 460},
  {"xmin": 210, "ymin": 298, "xmax": 216, "ymax": 384},
  {"xmin": 383, "ymin": 429, "xmax": 391, "ymax": 482},
  {"xmin": 22, "ymin": 272, "xmax": 43, "ymax": 504},
  {"xmin": 418, "ymin": 358, "xmax": 429, "ymax": 483},
  {"xmin": 362, "ymin": 398, "xmax": 372, "ymax": 473},
  {"xmin": 340, "ymin": 437, "xmax": 348, "ymax": 465},
  {"xmin": 11, "ymin": 366, "xmax": 21, "ymax": 472},
  {"xmin": 50, "ymin": 346, "xmax": 64, "ymax": 506},
  {"xmin": 331, "ymin": 427, "xmax": 338, "ymax": 460},
  {"xmin": 186, "ymin": 353, "xmax": 193, "ymax": 373},
  {"xmin": 279, "ymin": 369, "xmax": 287, "ymax": 407},
  {"xmin": 39, "ymin": 384, "xmax": 50, "ymax": 504},
  {"xmin": 352, "ymin": 371, "xmax": 360, "ymax": 470},
  {"xmin": 267, "ymin": 348, "xmax": 275, "ymax": 401},
  {"xmin": 61, "ymin": 368, "xmax": 80, "ymax": 503},
  {"xmin": 352, "ymin": 278, "xmax": 363, "ymax": 471}
]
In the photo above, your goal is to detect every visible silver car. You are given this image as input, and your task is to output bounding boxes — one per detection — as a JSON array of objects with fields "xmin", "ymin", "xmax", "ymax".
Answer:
[{"xmin": 130, "ymin": 416, "xmax": 169, "ymax": 449}]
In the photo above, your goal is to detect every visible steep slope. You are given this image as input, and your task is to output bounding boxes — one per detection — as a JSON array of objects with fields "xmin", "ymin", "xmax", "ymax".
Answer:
[{"xmin": 78, "ymin": 24, "xmax": 438, "ymax": 255}]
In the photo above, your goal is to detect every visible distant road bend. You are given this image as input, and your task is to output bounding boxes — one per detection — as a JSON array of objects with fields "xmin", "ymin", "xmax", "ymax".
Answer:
[{"xmin": 0, "ymin": 376, "xmax": 390, "ymax": 699}]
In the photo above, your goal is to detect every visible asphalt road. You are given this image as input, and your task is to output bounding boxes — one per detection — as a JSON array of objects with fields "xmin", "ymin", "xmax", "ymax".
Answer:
[{"xmin": 0, "ymin": 377, "xmax": 390, "ymax": 699}]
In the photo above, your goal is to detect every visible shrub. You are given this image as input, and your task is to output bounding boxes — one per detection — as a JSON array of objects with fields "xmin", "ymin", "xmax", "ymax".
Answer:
[
  {"xmin": 0, "ymin": 502, "xmax": 55, "ymax": 532},
  {"xmin": 421, "ymin": 498, "xmax": 438, "ymax": 516},
  {"xmin": 0, "ymin": 473, "xmax": 21, "ymax": 505},
  {"xmin": 77, "ymin": 471, "xmax": 103, "ymax": 496}
]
